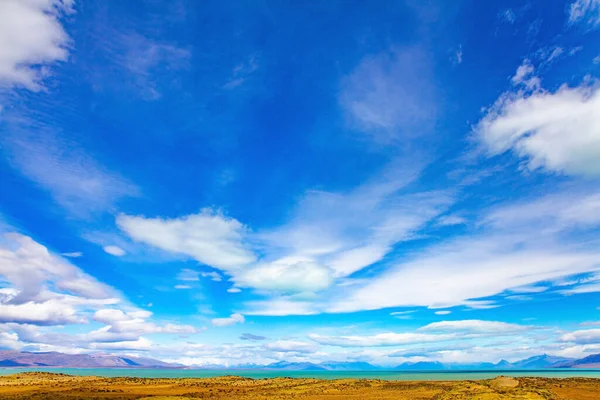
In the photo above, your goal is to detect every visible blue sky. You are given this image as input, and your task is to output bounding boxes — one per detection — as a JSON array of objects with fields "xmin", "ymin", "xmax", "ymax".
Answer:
[{"xmin": 1, "ymin": 0, "xmax": 600, "ymax": 366}]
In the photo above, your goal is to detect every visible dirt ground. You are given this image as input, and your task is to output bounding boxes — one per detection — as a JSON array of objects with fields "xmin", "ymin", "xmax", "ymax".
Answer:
[{"xmin": 0, "ymin": 372, "xmax": 598, "ymax": 399}]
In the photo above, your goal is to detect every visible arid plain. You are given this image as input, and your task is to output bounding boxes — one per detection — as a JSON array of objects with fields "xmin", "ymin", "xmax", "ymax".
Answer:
[{"xmin": 0, "ymin": 372, "xmax": 599, "ymax": 400}]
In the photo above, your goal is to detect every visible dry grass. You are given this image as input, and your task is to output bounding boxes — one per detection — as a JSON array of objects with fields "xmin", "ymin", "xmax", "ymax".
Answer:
[{"xmin": 0, "ymin": 372, "xmax": 597, "ymax": 399}]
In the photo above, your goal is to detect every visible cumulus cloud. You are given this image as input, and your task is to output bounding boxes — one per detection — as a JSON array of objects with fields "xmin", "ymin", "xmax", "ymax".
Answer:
[
  {"xmin": 117, "ymin": 209, "xmax": 255, "ymax": 270},
  {"xmin": 0, "ymin": 0, "xmax": 73, "ymax": 90},
  {"xmin": 475, "ymin": 76, "xmax": 600, "ymax": 176},
  {"xmin": 212, "ymin": 313, "xmax": 244, "ymax": 327},
  {"xmin": 0, "ymin": 233, "xmax": 199, "ymax": 354},
  {"xmin": 118, "ymin": 167, "xmax": 449, "ymax": 301},
  {"xmin": 0, "ymin": 233, "xmax": 116, "ymax": 304},
  {"xmin": 0, "ymin": 298, "xmax": 83, "ymax": 325},
  {"xmin": 561, "ymin": 328, "xmax": 600, "ymax": 344},
  {"xmin": 92, "ymin": 308, "xmax": 197, "ymax": 336},
  {"xmin": 236, "ymin": 258, "xmax": 333, "ymax": 293}
]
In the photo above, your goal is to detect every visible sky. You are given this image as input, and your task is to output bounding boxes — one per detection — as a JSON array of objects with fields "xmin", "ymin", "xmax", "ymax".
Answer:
[{"xmin": 0, "ymin": 0, "xmax": 600, "ymax": 367}]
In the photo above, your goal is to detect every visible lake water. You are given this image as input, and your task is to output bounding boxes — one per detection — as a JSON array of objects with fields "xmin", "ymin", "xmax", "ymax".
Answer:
[{"xmin": 1, "ymin": 368, "xmax": 600, "ymax": 380}]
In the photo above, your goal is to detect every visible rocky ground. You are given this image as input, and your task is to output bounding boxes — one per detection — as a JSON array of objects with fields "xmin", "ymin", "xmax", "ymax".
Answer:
[{"xmin": 0, "ymin": 372, "xmax": 598, "ymax": 399}]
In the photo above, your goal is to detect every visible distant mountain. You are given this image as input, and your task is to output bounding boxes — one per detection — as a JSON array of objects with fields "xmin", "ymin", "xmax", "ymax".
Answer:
[
  {"xmin": 495, "ymin": 360, "xmax": 514, "ymax": 369},
  {"xmin": 0, "ymin": 351, "xmax": 181, "ymax": 368},
  {"xmin": 390, "ymin": 355, "xmax": 577, "ymax": 371},
  {"xmin": 553, "ymin": 354, "xmax": 600, "ymax": 369},
  {"xmin": 512, "ymin": 354, "xmax": 573, "ymax": 369},
  {"xmin": 319, "ymin": 361, "xmax": 379, "ymax": 371},
  {"xmin": 265, "ymin": 361, "xmax": 326, "ymax": 371},
  {"xmin": 2, "ymin": 351, "xmax": 599, "ymax": 371},
  {"xmin": 395, "ymin": 361, "xmax": 446, "ymax": 370}
]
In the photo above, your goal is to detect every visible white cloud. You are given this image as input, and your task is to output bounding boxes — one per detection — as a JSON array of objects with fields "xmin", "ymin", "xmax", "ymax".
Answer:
[
  {"xmin": 475, "ymin": 80, "xmax": 600, "ymax": 176},
  {"xmin": 0, "ymin": 233, "xmax": 116, "ymax": 304},
  {"xmin": 89, "ymin": 337, "xmax": 152, "ymax": 351},
  {"xmin": 419, "ymin": 320, "xmax": 529, "ymax": 334},
  {"xmin": 434, "ymin": 311, "xmax": 451, "ymax": 315},
  {"xmin": 511, "ymin": 60, "xmax": 540, "ymax": 90},
  {"xmin": 455, "ymin": 45, "xmax": 463, "ymax": 64},
  {"xmin": 227, "ymin": 288, "xmax": 241, "ymax": 293},
  {"xmin": 263, "ymin": 340, "xmax": 318, "ymax": 354},
  {"xmin": 435, "ymin": 215, "xmax": 467, "ymax": 227},
  {"xmin": 119, "ymin": 35, "xmax": 189, "ymax": 100},
  {"xmin": 236, "ymin": 258, "xmax": 333, "ymax": 293},
  {"xmin": 328, "ymin": 230, "xmax": 600, "ymax": 313},
  {"xmin": 568, "ymin": 0, "xmax": 600, "ymax": 27},
  {"xmin": 61, "ymin": 252, "xmax": 82, "ymax": 258},
  {"xmin": 390, "ymin": 310, "xmax": 416, "ymax": 316},
  {"xmin": 261, "ymin": 169, "xmax": 450, "ymax": 280},
  {"xmin": 485, "ymin": 190, "xmax": 600, "ymax": 231},
  {"xmin": 119, "ymin": 165, "xmax": 450, "ymax": 301},
  {"xmin": 561, "ymin": 328, "xmax": 600, "ymax": 344},
  {"xmin": 177, "ymin": 269, "xmax": 200, "ymax": 281},
  {"xmin": 243, "ymin": 298, "xmax": 316, "ymax": 317},
  {"xmin": 212, "ymin": 313, "xmax": 244, "ymax": 327},
  {"xmin": 0, "ymin": 0, "xmax": 73, "ymax": 90},
  {"xmin": 340, "ymin": 47, "xmax": 436, "ymax": 144},
  {"xmin": 2, "ymin": 125, "xmax": 137, "ymax": 217},
  {"xmin": 308, "ymin": 332, "xmax": 454, "ymax": 347},
  {"xmin": 92, "ymin": 308, "xmax": 197, "ymax": 336},
  {"xmin": 117, "ymin": 209, "xmax": 255, "ymax": 270},
  {"xmin": 103, "ymin": 245, "xmax": 126, "ymax": 257},
  {"xmin": 174, "ymin": 285, "xmax": 191, "ymax": 290},
  {"xmin": 0, "ymin": 232, "xmax": 199, "ymax": 355},
  {"xmin": 201, "ymin": 271, "xmax": 222, "ymax": 282},
  {"xmin": 0, "ymin": 298, "xmax": 83, "ymax": 325},
  {"xmin": 500, "ymin": 9, "xmax": 516, "ymax": 24},
  {"xmin": 323, "ymin": 182, "xmax": 600, "ymax": 314}
]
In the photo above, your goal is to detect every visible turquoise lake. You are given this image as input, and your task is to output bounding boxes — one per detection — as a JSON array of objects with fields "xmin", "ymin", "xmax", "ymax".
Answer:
[{"xmin": 1, "ymin": 368, "xmax": 600, "ymax": 380}]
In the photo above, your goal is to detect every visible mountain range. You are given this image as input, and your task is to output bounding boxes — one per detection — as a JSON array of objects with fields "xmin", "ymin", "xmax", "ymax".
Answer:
[
  {"xmin": 0, "ymin": 351, "xmax": 599, "ymax": 370},
  {"xmin": 0, "ymin": 351, "xmax": 181, "ymax": 368}
]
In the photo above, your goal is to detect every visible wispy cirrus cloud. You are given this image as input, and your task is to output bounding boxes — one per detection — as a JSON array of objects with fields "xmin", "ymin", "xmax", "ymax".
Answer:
[
  {"xmin": 1, "ymin": 118, "xmax": 137, "ymax": 217},
  {"xmin": 340, "ymin": 47, "xmax": 437, "ymax": 145},
  {"xmin": 568, "ymin": 0, "xmax": 600, "ymax": 28},
  {"xmin": 326, "ymin": 184, "xmax": 600, "ymax": 313}
]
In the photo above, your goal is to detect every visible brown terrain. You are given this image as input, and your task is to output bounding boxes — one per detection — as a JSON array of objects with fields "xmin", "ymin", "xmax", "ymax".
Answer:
[{"xmin": 0, "ymin": 372, "xmax": 598, "ymax": 399}]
